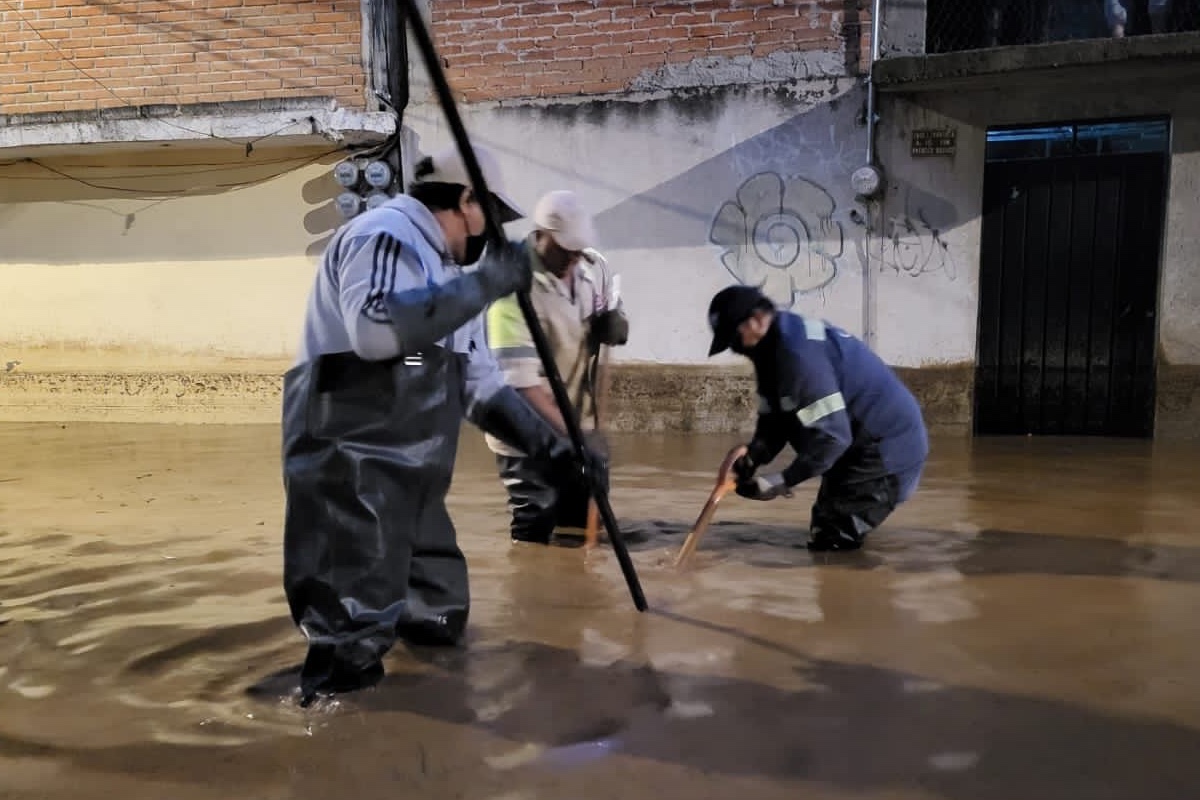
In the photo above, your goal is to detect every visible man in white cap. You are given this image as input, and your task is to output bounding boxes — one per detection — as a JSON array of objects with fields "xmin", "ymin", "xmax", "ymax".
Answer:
[
  {"xmin": 485, "ymin": 189, "xmax": 630, "ymax": 545},
  {"xmin": 282, "ymin": 146, "xmax": 606, "ymax": 701}
]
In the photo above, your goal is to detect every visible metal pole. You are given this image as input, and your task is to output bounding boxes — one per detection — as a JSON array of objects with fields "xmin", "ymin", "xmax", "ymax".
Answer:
[
  {"xmin": 397, "ymin": 0, "xmax": 647, "ymax": 612},
  {"xmin": 866, "ymin": 0, "xmax": 883, "ymax": 166},
  {"xmin": 863, "ymin": 0, "xmax": 884, "ymax": 350}
]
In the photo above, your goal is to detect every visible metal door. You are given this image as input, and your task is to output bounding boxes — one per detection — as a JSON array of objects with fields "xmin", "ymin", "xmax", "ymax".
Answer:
[{"xmin": 976, "ymin": 139, "xmax": 1166, "ymax": 437}]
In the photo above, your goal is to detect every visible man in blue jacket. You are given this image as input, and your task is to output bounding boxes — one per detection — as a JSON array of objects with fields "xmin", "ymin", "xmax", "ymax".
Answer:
[{"xmin": 706, "ymin": 285, "xmax": 928, "ymax": 551}]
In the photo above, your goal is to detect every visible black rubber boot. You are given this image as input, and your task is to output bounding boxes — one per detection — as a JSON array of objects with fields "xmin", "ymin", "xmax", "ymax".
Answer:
[
  {"xmin": 497, "ymin": 454, "xmax": 596, "ymax": 544},
  {"xmin": 497, "ymin": 454, "xmax": 558, "ymax": 544},
  {"xmin": 805, "ymin": 441, "xmax": 901, "ymax": 553},
  {"xmin": 806, "ymin": 525, "xmax": 868, "ymax": 552},
  {"xmin": 282, "ymin": 348, "xmax": 471, "ymax": 702}
]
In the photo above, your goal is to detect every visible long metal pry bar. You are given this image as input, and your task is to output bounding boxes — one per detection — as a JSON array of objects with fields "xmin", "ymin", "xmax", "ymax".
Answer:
[{"xmin": 397, "ymin": 0, "xmax": 647, "ymax": 611}]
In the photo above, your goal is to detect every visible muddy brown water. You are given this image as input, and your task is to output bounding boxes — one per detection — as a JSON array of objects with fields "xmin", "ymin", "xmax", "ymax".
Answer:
[{"xmin": 2, "ymin": 422, "xmax": 1200, "ymax": 799}]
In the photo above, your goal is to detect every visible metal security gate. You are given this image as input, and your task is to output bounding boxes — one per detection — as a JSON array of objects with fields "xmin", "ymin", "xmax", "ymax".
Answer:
[{"xmin": 975, "ymin": 119, "xmax": 1169, "ymax": 437}]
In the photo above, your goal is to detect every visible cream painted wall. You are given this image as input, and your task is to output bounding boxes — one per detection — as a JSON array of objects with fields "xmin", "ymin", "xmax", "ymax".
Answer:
[
  {"xmin": 4, "ymin": 83, "xmax": 879, "ymax": 372},
  {"xmin": 7, "ymin": 79, "xmax": 1196, "ymax": 383},
  {"xmin": 878, "ymin": 84, "xmax": 1200, "ymax": 371},
  {"xmin": 871, "ymin": 102, "xmax": 985, "ymax": 368},
  {"xmin": 1159, "ymin": 146, "xmax": 1200, "ymax": 365},
  {"xmin": 405, "ymin": 82, "xmax": 873, "ymax": 368},
  {"xmin": 0, "ymin": 259, "xmax": 313, "ymax": 362},
  {"xmin": 0, "ymin": 145, "xmax": 339, "ymax": 370}
]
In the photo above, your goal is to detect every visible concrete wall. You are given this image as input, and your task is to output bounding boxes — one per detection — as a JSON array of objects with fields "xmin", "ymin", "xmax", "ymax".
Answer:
[
  {"xmin": 408, "ymin": 81, "xmax": 868, "ymax": 365},
  {"xmin": 0, "ymin": 2, "xmax": 982, "ymax": 432},
  {"xmin": 875, "ymin": 78, "xmax": 1200, "ymax": 437},
  {"xmin": 0, "ymin": 142, "xmax": 344, "ymax": 420},
  {"xmin": 4, "ymin": 3, "xmax": 1193, "ymax": 437},
  {"xmin": 0, "ymin": 85, "xmax": 896, "ymax": 430},
  {"xmin": 880, "ymin": 0, "xmax": 925, "ymax": 57},
  {"xmin": 397, "ymin": 1, "xmax": 982, "ymax": 434},
  {"xmin": 0, "ymin": 1, "xmax": 974, "ymax": 432},
  {"xmin": 404, "ymin": 1, "xmax": 880, "ymax": 366}
]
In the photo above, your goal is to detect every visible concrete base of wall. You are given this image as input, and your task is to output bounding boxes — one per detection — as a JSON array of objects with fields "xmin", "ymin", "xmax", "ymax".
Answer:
[
  {"xmin": 4, "ymin": 361, "xmax": 1196, "ymax": 437},
  {"xmin": 0, "ymin": 371, "xmax": 279, "ymax": 425},
  {"xmin": 1157, "ymin": 364, "xmax": 1200, "ymax": 441},
  {"xmin": 0, "ymin": 362, "xmax": 979, "ymax": 435},
  {"xmin": 606, "ymin": 363, "xmax": 975, "ymax": 436}
]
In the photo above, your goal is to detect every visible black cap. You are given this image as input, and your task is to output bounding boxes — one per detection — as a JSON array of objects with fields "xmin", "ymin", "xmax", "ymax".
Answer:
[{"xmin": 706, "ymin": 285, "xmax": 772, "ymax": 356}]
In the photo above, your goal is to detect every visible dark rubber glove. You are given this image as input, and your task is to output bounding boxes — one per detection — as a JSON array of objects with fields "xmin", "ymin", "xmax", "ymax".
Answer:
[
  {"xmin": 732, "ymin": 452, "xmax": 758, "ymax": 483},
  {"xmin": 590, "ymin": 310, "xmax": 629, "ymax": 347},
  {"xmin": 477, "ymin": 387, "xmax": 608, "ymax": 490},
  {"xmin": 735, "ymin": 472, "xmax": 792, "ymax": 501},
  {"xmin": 584, "ymin": 430, "xmax": 610, "ymax": 461},
  {"xmin": 572, "ymin": 443, "xmax": 610, "ymax": 495},
  {"xmin": 477, "ymin": 237, "xmax": 534, "ymax": 297}
]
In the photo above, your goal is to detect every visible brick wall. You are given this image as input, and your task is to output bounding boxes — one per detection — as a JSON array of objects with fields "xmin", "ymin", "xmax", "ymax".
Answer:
[
  {"xmin": 432, "ymin": 0, "xmax": 872, "ymax": 102},
  {"xmin": 0, "ymin": 0, "xmax": 365, "ymax": 116}
]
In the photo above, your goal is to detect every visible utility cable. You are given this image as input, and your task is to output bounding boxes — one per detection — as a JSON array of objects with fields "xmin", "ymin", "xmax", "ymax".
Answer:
[{"xmin": 23, "ymin": 147, "xmax": 341, "ymax": 195}]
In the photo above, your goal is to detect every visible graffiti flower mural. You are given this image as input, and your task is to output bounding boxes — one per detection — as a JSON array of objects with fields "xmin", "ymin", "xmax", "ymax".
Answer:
[{"xmin": 709, "ymin": 172, "xmax": 844, "ymax": 307}]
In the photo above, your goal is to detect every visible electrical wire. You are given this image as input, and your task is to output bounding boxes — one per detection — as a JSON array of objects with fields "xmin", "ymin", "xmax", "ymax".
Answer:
[
  {"xmin": 0, "ymin": 152, "xmax": 337, "ymax": 178},
  {"xmin": 0, "ymin": 135, "xmax": 393, "ymax": 174},
  {"xmin": 22, "ymin": 147, "xmax": 342, "ymax": 196}
]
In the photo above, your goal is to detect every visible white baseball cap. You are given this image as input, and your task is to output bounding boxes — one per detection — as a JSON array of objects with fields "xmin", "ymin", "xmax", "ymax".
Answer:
[
  {"xmin": 414, "ymin": 142, "xmax": 525, "ymax": 223},
  {"xmin": 532, "ymin": 190, "xmax": 597, "ymax": 252}
]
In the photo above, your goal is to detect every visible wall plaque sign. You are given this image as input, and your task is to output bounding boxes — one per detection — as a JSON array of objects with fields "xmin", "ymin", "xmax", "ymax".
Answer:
[{"xmin": 911, "ymin": 128, "xmax": 957, "ymax": 157}]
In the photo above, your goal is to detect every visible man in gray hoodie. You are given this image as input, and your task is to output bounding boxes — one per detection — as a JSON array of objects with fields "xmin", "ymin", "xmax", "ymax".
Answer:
[{"xmin": 282, "ymin": 143, "xmax": 605, "ymax": 701}]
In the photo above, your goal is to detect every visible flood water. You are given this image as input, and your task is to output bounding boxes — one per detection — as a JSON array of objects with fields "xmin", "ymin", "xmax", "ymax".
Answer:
[{"xmin": 2, "ymin": 421, "xmax": 1200, "ymax": 799}]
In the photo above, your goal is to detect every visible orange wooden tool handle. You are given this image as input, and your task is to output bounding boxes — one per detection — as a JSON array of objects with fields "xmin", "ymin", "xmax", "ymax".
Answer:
[
  {"xmin": 584, "ymin": 499, "xmax": 601, "ymax": 549},
  {"xmin": 674, "ymin": 444, "xmax": 748, "ymax": 569}
]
